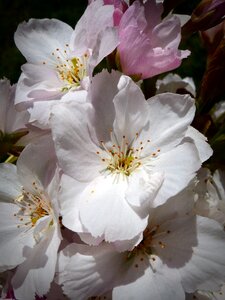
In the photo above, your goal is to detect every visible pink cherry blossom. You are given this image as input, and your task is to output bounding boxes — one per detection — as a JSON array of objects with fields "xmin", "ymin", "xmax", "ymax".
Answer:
[{"xmin": 117, "ymin": 0, "xmax": 190, "ymax": 79}]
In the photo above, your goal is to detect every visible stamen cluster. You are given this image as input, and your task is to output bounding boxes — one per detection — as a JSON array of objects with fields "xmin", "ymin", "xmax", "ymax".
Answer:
[
  {"xmin": 97, "ymin": 131, "xmax": 160, "ymax": 177},
  {"xmin": 44, "ymin": 46, "xmax": 89, "ymax": 91},
  {"xmin": 13, "ymin": 181, "xmax": 52, "ymax": 229}
]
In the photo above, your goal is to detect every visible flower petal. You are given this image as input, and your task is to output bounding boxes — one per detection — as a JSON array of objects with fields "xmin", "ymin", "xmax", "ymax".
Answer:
[
  {"xmin": 58, "ymin": 174, "xmax": 87, "ymax": 233},
  {"xmin": 71, "ymin": 0, "xmax": 116, "ymax": 56},
  {"xmin": 113, "ymin": 257, "xmax": 185, "ymax": 300},
  {"xmin": 0, "ymin": 163, "xmax": 21, "ymax": 203},
  {"xmin": 0, "ymin": 202, "xmax": 35, "ymax": 271},
  {"xmin": 185, "ymin": 126, "xmax": 213, "ymax": 163},
  {"xmin": 79, "ymin": 175, "xmax": 148, "ymax": 243},
  {"xmin": 88, "ymin": 70, "xmax": 121, "ymax": 142},
  {"xmin": 152, "ymin": 141, "xmax": 201, "ymax": 206},
  {"xmin": 12, "ymin": 224, "xmax": 61, "ymax": 300},
  {"xmin": 144, "ymin": 93, "xmax": 195, "ymax": 153},
  {"xmin": 125, "ymin": 169, "xmax": 164, "ymax": 207},
  {"xmin": 57, "ymin": 242, "xmax": 124, "ymax": 300},
  {"xmin": 113, "ymin": 75, "xmax": 150, "ymax": 144},
  {"xmin": 16, "ymin": 135, "xmax": 57, "ymax": 193},
  {"xmin": 14, "ymin": 19, "xmax": 73, "ymax": 65},
  {"xmin": 180, "ymin": 216, "xmax": 225, "ymax": 292},
  {"xmin": 51, "ymin": 100, "xmax": 101, "ymax": 182}
]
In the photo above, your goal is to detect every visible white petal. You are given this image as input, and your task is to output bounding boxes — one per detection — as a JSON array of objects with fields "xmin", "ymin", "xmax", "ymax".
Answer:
[
  {"xmin": 145, "ymin": 93, "xmax": 195, "ymax": 152},
  {"xmin": 78, "ymin": 232, "xmax": 104, "ymax": 246},
  {"xmin": 58, "ymin": 174, "xmax": 87, "ymax": 233},
  {"xmin": 126, "ymin": 169, "xmax": 164, "ymax": 207},
  {"xmin": 89, "ymin": 26, "xmax": 118, "ymax": 68},
  {"xmin": 71, "ymin": 0, "xmax": 115, "ymax": 55},
  {"xmin": 17, "ymin": 135, "xmax": 57, "ymax": 193},
  {"xmin": 88, "ymin": 70, "xmax": 121, "ymax": 142},
  {"xmin": 57, "ymin": 242, "xmax": 124, "ymax": 300},
  {"xmin": 27, "ymin": 100, "xmax": 58, "ymax": 129},
  {"xmin": 149, "ymin": 184, "xmax": 195, "ymax": 226},
  {"xmin": 179, "ymin": 216, "xmax": 225, "ymax": 292},
  {"xmin": 79, "ymin": 175, "xmax": 148, "ymax": 243},
  {"xmin": 15, "ymin": 71, "xmax": 63, "ymax": 108},
  {"xmin": 152, "ymin": 215, "xmax": 200, "ymax": 270},
  {"xmin": 113, "ymin": 233, "xmax": 143, "ymax": 252},
  {"xmin": 0, "ymin": 163, "xmax": 21, "ymax": 202},
  {"xmin": 51, "ymin": 100, "xmax": 101, "ymax": 182},
  {"xmin": 113, "ymin": 75, "xmax": 150, "ymax": 144},
  {"xmin": 12, "ymin": 224, "xmax": 61, "ymax": 300},
  {"xmin": 185, "ymin": 126, "xmax": 213, "ymax": 163},
  {"xmin": 14, "ymin": 19, "xmax": 73, "ymax": 65},
  {"xmin": 0, "ymin": 202, "xmax": 35, "ymax": 271},
  {"xmin": 113, "ymin": 256, "xmax": 185, "ymax": 300},
  {"xmin": 156, "ymin": 73, "xmax": 196, "ymax": 97},
  {"xmin": 152, "ymin": 141, "xmax": 201, "ymax": 206},
  {"xmin": 21, "ymin": 63, "xmax": 62, "ymax": 89}
]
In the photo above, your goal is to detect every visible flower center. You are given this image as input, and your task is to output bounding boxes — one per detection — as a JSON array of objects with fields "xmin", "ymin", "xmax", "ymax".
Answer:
[
  {"xmin": 126, "ymin": 224, "xmax": 171, "ymax": 270},
  {"xmin": 57, "ymin": 54, "xmax": 89, "ymax": 91},
  {"xmin": 97, "ymin": 130, "xmax": 160, "ymax": 177},
  {"xmin": 43, "ymin": 45, "xmax": 90, "ymax": 91},
  {"xmin": 30, "ymin": 203, "xmax": 49, "ymax": 226},
  {"xmin": 106, "ymin": 142, "xmax": 142, "ymax": 176},
  {"xmin": 128, "ymin": 226, "xmax": 157, "ymax": 259},
  {"xmin": 14, "ymin": 181, "xmax": 53, "ymax": 229}
]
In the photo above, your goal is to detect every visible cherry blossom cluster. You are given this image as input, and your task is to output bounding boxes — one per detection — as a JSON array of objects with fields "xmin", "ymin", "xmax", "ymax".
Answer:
[{"xmin": 0, "ymin": 0, "xmax": 225, "ymax": 300}]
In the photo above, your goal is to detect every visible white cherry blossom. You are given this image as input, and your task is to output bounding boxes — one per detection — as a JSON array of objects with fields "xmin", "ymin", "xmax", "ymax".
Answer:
[
  {"xmin": 56, "ymin": 195, "xmax": 225, "ymax": 300},
  {"xmin": 51, "ymin": 71, "xmax": 211, "ymax": 246},
  {"xmin": 14, "ymin": 0, "xmax": 118, "ymax": 128},
  {"xmin": 194, "ymin": 168, "xmax": 225, "ymax": 226},
  {"xmin": 0, "ymin": 136, "xmax": 61, "ymax": 300},
  {"xmin": 156, "ymin": 73, "xmax": 196, "ymax": 97}
]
